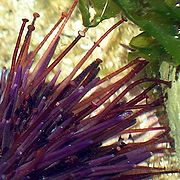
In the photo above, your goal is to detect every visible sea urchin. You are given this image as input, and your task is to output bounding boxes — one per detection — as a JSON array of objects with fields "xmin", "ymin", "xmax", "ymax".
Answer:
[{"xmin": 0, "ymin": 0, "xmax": 179, "ymax": 179}]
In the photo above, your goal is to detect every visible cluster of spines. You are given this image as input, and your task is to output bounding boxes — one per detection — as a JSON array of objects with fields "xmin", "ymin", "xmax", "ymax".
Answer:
[{"xmin": 0, "ymin": 0, "xmax": 179, "ymax": 179}]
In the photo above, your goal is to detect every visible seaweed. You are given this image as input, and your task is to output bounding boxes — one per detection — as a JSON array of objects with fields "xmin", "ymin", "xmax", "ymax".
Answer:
[{"xmin": 79, "ymin": 0, "xmax": 180, "ymax": 71}]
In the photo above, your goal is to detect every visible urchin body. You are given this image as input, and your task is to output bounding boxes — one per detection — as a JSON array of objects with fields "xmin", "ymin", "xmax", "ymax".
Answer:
[{"xmin": 0, "ymin": 1, "xmax": 177, "ymax": 179}]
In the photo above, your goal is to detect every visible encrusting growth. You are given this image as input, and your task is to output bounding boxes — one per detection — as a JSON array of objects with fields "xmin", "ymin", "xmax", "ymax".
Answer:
[{"xmin": 0, "ymin": 0, "xmax": 179, "ymax": 179}]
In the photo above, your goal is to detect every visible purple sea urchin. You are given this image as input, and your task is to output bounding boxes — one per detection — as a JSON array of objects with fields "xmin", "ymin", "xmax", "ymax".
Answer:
[{"xmin": 0, "ymin": 1, "xmax": 179, "ymax": 179}]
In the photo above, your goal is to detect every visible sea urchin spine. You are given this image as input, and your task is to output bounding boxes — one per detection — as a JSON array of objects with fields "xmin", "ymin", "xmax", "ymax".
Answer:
[{"xmin": 0, "ymin": 0, "xmax": 179, "ymax": 179}]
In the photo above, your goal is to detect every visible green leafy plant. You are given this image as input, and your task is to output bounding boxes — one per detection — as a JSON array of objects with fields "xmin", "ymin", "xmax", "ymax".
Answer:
[
  {"xmin": 79, "ymin": 0, "xmax": 121, "ymax": 27},
  {"xmin": 79, "ymin": 0, "xmax": 180, "ymax": 67}
]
